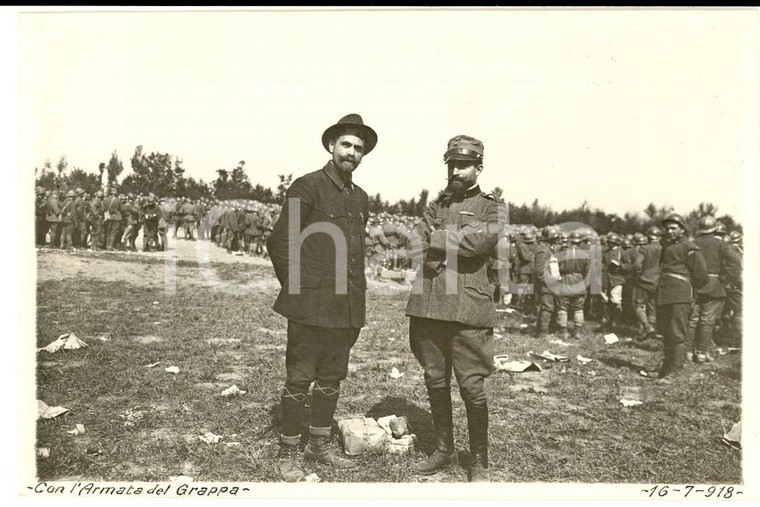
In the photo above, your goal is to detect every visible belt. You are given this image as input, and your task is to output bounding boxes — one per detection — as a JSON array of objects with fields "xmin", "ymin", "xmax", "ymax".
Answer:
[{"xmin": 662, "ymin": 272, "xmax": 690, "ymax": 283}]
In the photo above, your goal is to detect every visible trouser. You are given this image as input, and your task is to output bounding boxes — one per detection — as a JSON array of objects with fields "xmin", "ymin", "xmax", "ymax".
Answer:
[
  {"xmin": 60, "ymin": 222, "xmax": 74, "ymax": 249},
  {"xmin": 689, "ymin": 295, "xmax": 725, "ymax": 354},
  {"xmin": 123, "ymin": 224, "xmax": 138, "ymax": 249},
  {"xmin": 143, "ymin": 222, "xmax": 159, "ymax": 251},
  {"xmin": 173, "ymin": 219, "xmax": 182, "ymax": 238},
  {"xmin": 409, "ymin": 317, "xmax": 493, "ymax": 408},
  {"xmin": 657, "ymin": 303, "xmax": 692, "ymax": 374},
  {"xmin": 36, "ymin": 219, "xmax": 48, "ymax": 246},
  {"xmin": 158, "ymin": 230, "xmax": 168, "ymax": 251},
  {"xmin": 71, "ymin": 220, "xmax": 81, "ymax": 247},
  {"xmin": 104, "ymin": 220, "xmax": 119, "ymax": 250},
  {"xmin": 195, "ymin": 220, "xmax": 202, "ymax": 239},
  {"xmin": 280, "ymin": 321, "xmax": 360, "ymax": 437},
  {"xmin": 536, "ymin": 288, "xmax": 558, "ymax": 334},
  {"xmin": 184, "ymin": 221, "xmax": 194, "ymax": 239},
  {"xmin": 514, "ymin": 272, "xmax": 534, "ymax": 312},
  {"xmin": 225, "ymin": 229, "xmax": 238, "ymax": 252},
  {"xmin": 633, "ymin": 286, "xmax": 657, "ymax": 332},
  {"xmin": 724, "ymin": 288, "xmax": 742, "ymax": 346},
  {"xmin": 557, "ymin": 293, "xmax": 586, "ymax": 333},
  {"xmin": 90, "ymin": 219, "xmax": 103, "ymax": 250},
  {"xmin": 49, "ymin": 222, "xmax": 62, "ymax": 247}
]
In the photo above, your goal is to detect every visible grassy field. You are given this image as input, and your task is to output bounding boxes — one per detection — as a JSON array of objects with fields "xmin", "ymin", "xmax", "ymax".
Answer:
[{"xmin": 34, "ymin": 248, "xmax": 742, "ymax": 484}]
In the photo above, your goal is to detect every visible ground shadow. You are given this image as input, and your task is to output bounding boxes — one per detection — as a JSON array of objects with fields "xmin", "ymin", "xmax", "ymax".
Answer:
[
  {"xmin": 596, "ymin": 355, "xmax": 647, "ymax": 374},
  {"xmin": 365, "ymin": 396, "xmax": 436, "ymax": 453}
]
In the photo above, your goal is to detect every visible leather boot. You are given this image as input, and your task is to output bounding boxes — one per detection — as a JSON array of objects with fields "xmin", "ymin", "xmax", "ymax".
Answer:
[
  {"xmin": 465, "ymin": 402, "xmax": 490, "ymax": 483},
  {"xmin": 277, "ymin": 434, "xmax": 306, "ymax": 482},
  {"xmin": 414, "ymin": 388, "xmax": 457, "ymax": 475},
  {"xmin": 304, "ymin": 426, "xmax": 357, "ymax": 468}
]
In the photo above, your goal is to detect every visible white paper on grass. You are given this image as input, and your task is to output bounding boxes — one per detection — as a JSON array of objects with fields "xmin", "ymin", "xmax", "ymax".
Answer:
[
  {"xmin": 67, "ymin": 424, "xmax": 86, "ymax": 435},
  {"xmin": 495, "ymin": 359, "xmax": 543, "ymax": 373},
  {"xmin": 603, "ymin": 333, "xmax": 619, "ymax": 344},
  {"xmin": 389, "ymin": 367, "xmax": 404, "ymax": 379},
  {"xmin": 37, "ymin": 448, "xmax": 50, "ymax": 458},
  {"xmin": 38, "ymin": 400, "xmax": 70, "ymax": 419},
  {"xmin": 165, "ymin": 366, "xmax": 180, "ymax": 374},
  {"xmin": 38, "ymin": 333, "xmax": 89, "ymax": 353},
  {"xmin": 221, "ymin": 385, "xmax": 247, "ymax": 397},
  {"xmin": 145, "ymin": 362, "xmax": 161, "ymax": 368},
  {"xmin": 576, "ymin": 355, "xmax": 593, "ymax": 364},
  {"xmin": 619, "ymin": 399, "xmax": 643, "ymax": 407},
  {"xmin": 304, "ymin": 473, "xmax": 321, "ymax": 483},
  {"xmin": 199, "ymin": 432, "xmax": 222, "ymax": 444},
  {"xmin": 530, "ymin": 350, "xmax": 569, "ymax": 362},
  {"xmin": 549, "ymin": 339, "xmax": 571, "ymax": 347},
  {"xmin": 722, "ymin": 421, "xmax": 741, "ymax": 448}
]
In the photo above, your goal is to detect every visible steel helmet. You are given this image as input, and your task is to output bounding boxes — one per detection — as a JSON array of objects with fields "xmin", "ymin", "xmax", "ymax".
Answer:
[
  {"xmin": 633, "ymin": 233, "xmax": 647, "ymax": 246},
  {"xmin": 621, "ymin": 237, "xmax": 633, "ymax": 248},
  {"xmin": 662, "ymin": 213, "xmax": 687, "ymax": 230},
  {"xmin": 65, "ymin": 190, "xmax": 75, "ymax": 198},
  {"xmin": 569, "ymin": 231, "xmax": 582, "ymax": 244},
  {"xmin": 607, "ymin": 232, "xmax": 621, "ymax": 245},
  {"xmin": 715, "ymin": 222, "xmax": 728, "ymax": 236},
  {"xmin": 542, "ymin": 226, "xmax": 559, "ymax": 242},
  {"xmin": 523, "ymin": 232, "xmax": 536, "ymax": 243},
  {"xmin": 645, "ymin": 226, "xmax": 662, "ymax": 239},
  {"xmin": 696, "ymin": 215, "xmax": 718, "ymax": 235},
  {"xmin": 729, "ymin": 231, "xmax": 742, "ymax": 244}
]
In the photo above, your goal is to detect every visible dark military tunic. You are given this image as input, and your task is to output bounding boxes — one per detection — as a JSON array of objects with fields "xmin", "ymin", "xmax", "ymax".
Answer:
[{"xmin": 405, "ymin": 186, "xmax": 502, "ymax": 328}]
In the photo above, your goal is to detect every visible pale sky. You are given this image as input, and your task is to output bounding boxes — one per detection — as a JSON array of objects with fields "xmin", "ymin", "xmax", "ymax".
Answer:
[{"xmin": 18, "ymin": 8, "xmax": 759, "ymax": 220}]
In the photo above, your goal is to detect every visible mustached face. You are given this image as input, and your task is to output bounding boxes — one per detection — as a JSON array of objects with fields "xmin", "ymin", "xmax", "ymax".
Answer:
[
  {"xmin": 329, "ymin": 134, "xmax": 365, "ymax": 177},
  {"xmin": 446, "ymin": 159, "xmax": 482, "ymax": 194},
  {"xmin": 663, "ymin": 222, "xmax": 684, "ymax": 243}
]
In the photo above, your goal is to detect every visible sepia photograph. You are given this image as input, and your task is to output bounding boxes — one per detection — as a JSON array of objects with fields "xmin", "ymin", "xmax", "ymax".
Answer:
[{"xmin": 13, "ymin": 6, "xmax": 759, "ymax": 501}]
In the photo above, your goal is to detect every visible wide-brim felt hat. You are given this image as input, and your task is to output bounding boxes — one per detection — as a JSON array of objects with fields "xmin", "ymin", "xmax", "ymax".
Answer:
[{"xmin": 321, "ymin": 114, "xmax": 377, "ymax": 155}]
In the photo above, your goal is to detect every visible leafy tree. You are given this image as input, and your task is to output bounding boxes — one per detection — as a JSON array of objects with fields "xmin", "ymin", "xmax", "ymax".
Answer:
[
  {"xmin": 106, "ymin": 151, "xmax": 124, "ymax": 187},
  {"xmin": 65, "ymin": 167, "xmax": 101, "ymax": 194},
  {"xmin": 213, "ymin": 161, "xmax": 253, "ymax": 200}
]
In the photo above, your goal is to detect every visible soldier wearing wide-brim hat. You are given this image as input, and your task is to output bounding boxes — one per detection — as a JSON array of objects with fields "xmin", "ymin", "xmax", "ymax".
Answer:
[
  {"xmin": 266, "ymin": 113, "xmax": 377, "ymax": 482},
  {"xmin": 405, "ymin": 134, "xmax": 505, "ymax": 482},
  {"xmin": 653, "ymin": 212, "xmax": 709, "ymax": 382}
]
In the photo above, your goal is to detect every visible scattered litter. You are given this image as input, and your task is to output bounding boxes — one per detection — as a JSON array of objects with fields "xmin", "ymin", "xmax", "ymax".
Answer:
[
  {"xmin": 304, "ymin": 473, "xmax": 321, "ymax": 483},
  {"xmin": 603, "ymin": 333, "xmax": 619, "ymax": 345},
  {"xmin": 182, "ymin": 403, "xmax": 190, "ymax": 412},
  {"xmin": 494, "ymin": 332, "xmax": 503, "ymax": 339},
  {"xmin": 153, "ymin": 301, "xmax": 159, "ymax": 305},
  {"xmin": 588, "ymin": 370, "xmax": 597, "ymax": 377},
  {"xmin": 67, "ymin": 424, "xmax": 86, "ymax": 435},
  {"xmin": 494, "ymin": 355, "xmax": 543, "ymax": 372},
  {"xmin": 496, "ymin": 308, "xmax": 515, "ymax": 314},
  {"xmin": 716, "ymin": 347, "xmax": 741, "ymax": 356},
  {"xmin": 722, "ymin": 421, "xmax": 741, "ymax": 450},
  {"xmin": 224, "ymin": 442, "xmax": 242, "ymax": 448},
  {"xmin": 576, "ymin": 355, "xmax": 593, "ymax": 365},
  {"xmin": 97, "ymin": 336, "xmax": 110, "ymax": 342},
  {"xmin": 620, "ymin": 399, "xmax": 643, "ymax": 407},
  {"xmin": 221, "ymin": 385, "xmax": 247, "ymax": 397},
  {"xmin": 519, "ymin": 324, "xmax": 529, "ymax": 329},
  {"xmin": 38, "ymin": 400, "xmax": 70, "ymax": 420},
  {"xmin": 121, "ymin": 408, "xmax": 145, "ymax": 427},
  {"xmin": 169, "ymin": 476, "xmax": 194, "ymax": 482},
  {"xmin": 549, "ymin": 339, "xmax": 571, "ymax": 347},
  {"xmin": 389, "ymin": 367, "xmax": 404, "ymax": 379},
  {"xmin": 199, "ymin": 432, "xmax": 222, "ymax": 444},
  {"xmin": 530, "ymin": 350, "xmax": 569, "ymax": 363},
  {"xmin": 145, "ymin": 361, "xmax": 161, "ymax": 368},
  {"xmin": 38, "ymin": 333, "xmax": 89, "ymax": 353},
  {"xmin": 389, "ymin": 417, "xmax": 409, "ymax": 438},
  {"xmin": 639, "ymin": 370, "xmax": 649, "ymax": 377},
  {"xmin": 165, "ymin": 366, "xmax": 180, "ymax": 374},
  {"xmin": 624, "ymin": 338, "xmax": 633, "ymax": 343},
  {"xmin": 153, "ymin": 322, "xmax": 162, "ymax": 325},
  {"xmin": 36, "ymin": 448, "xmax": 50, "ymax": 458}
]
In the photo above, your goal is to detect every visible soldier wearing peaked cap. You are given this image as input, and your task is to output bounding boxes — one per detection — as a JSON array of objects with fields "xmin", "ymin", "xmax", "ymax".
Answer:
[
  {"xmin": 266, "ymin": 114, "xmax": 376, "ymax": 482},
  {"xmin": 654, "ymin": 213, "xmax": 709, "ymax": 382},
  {"xmin": 405, "ymin": 135, "xmax": 505, "ymax": 482}
]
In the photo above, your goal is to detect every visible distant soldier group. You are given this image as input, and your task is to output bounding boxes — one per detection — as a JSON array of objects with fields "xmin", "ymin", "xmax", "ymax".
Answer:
[
  {"xmin": 497, "ymin": 214, "xmax": 742, "ymax": 381},
  {"xmin": 210, "ymin": 204, "xmax": 277, "ymax": 257}
]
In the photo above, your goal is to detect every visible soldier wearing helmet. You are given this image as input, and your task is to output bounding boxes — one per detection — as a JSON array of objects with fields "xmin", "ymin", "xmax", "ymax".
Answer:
[
  {"xmin": 534, "ymin": 225, "xmax": 561, "ymax": 337},
  {"xmin": 687, "ymin": 216, "xmax": 742, "ymax": 363},
  {"xmin": 556, "ymin": 230, "xmax": 590, "ymax": 338},
  {"xmin": 632, "ymin": 226, "xmax": 663, "ymax": 339},
  {"xmin": 513, "ymin": 230, "xmax": 537, "ymax": 314},
  {"xmin": 654, "ymin": 213, "xmax": 709, "ymax": 381},
  {"xmin": 45, "ymin": 189, "xmax": 63, "ymax": 247},
  {"xmin": 723, "ymin": 230, "xmax": 743, "ymax": 346},
  {"xmin": 603, "ymin": 232, "xmax": 626, "ymax": 332},
  {"xmin": 35, "ymin": 187, "xmax": 48, "ymax": 246},
  {"xmin": 59, "ymin": 190, "xmax": 76, "ymax": 249},
  {"xmin": 89, "ymin": 190, "xmax": 105, "ymax": 250},
  {"xmin": 103, "ymin": 188, "xmax": 124, "ymax": 251},
  {"xmin": 715, "ymin": 222, "xmax": 728, "ymax": 242}
]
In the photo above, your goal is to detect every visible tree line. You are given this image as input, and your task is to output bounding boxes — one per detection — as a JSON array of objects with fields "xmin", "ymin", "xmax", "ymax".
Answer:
[{"xmin": 34, "ymin": 146, "xmax": 741, "ymax": 234}]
